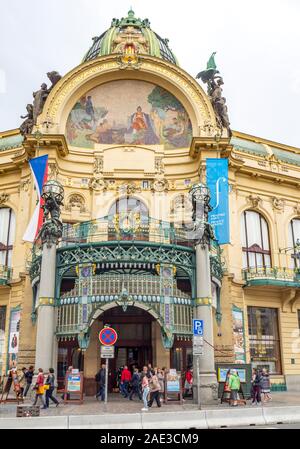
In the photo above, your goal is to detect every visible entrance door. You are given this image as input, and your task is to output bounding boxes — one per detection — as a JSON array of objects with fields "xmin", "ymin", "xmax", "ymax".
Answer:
[{"xmin": 99, "ymin": 306, "xmax": 154, "ymax": 391}]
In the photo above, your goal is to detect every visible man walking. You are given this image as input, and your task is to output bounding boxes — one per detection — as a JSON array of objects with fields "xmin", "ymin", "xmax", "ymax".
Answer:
[
  {"xmin": 120, "ymin": 365, "xmax": 132, "ymax": 398},
  {"xmin": 95, "ymin": 364, "xmax": 106, "ymax": 401},
  {"xmin": 129, "ymin": 368, "xmax": 142, "ymax": 401},
  {"xmin": 24, "ymin": 365, "xmax": 34, "ymax": 397}
]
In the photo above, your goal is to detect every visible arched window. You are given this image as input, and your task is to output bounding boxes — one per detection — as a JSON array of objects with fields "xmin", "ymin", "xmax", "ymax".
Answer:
[
  {"xmin": 241, "ymin": 210, "xmax": 271, "ymax": 269},
  {"xmin": 108, "ymin": 197, "xmax": 149, "ymax": 241},
  {"xmin": 108, "ymin": 197, "xmax": 148, "ymax": 220},
  {"xmin": 0, "ymin": 208, "xmax": 16, "ymax": 267},
  {"xmin": 288, "ymin": 218, "xmax": 300, "ymax": 268}
]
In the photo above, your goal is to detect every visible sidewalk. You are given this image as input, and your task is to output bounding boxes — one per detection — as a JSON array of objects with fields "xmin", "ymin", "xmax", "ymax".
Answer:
[{"xmin": 1, "ymin": 392, "xmax": 300, "ymax": 428}]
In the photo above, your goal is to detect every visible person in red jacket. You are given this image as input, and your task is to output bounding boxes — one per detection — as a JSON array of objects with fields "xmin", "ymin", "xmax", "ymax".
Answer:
[
  {"xmin": 183, "ymin": 367, "xmax": 193, "ymax": 398},
  {"xmin": 120, "ymin": 365, "xmax": 132, "ymax": 398}
]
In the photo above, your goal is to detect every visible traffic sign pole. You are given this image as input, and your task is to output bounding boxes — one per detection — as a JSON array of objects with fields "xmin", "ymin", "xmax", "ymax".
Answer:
[
  {"xmin": 99, "ymin": 327, "xmax": 118, "ymax": 407},
  {"xmin": 105, "ymin": 358, "xmax": 109, "ymax": 407}
]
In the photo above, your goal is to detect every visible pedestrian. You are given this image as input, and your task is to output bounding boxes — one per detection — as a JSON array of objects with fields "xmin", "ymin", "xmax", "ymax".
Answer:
[
  {"xmin": 141, "ymin": 367, "xmax": 150, "ymax": 411},
  {"xmin": 228, "ymin": 369, "xmax": 240, "ymax": 407},
  {"xmin": 261, "ymin": 368, "xmax": 272, "ymax": 402},
  {"xmin": 147, "ymin": 363, "xmax": 154, "ymax": 378},
  {"xmin": 95, "ymin": 364, "xmax": 106, "ymax": 401},
  {"xmin": 120, "ymin": 365, "xmax": 132, "ymax": 398},
  {"xmin": 24, "ymin": 365, "xmax": 34, "ymax": 397},
  {"xmin": 252, "ymin": 369, "xmax": 263, "ymax": 405},
  {"xmin": 33, "ymin": 368, "xmax": 47, "ymax": 409},
  {"xmin": 183, "ymin": 367, "xmax": 193, "ymax": 398},
  {"xmin": 157, "ymin": 368, "xmax": 165, "ymax": 402},
  {"xmin": 17, "ymin": 367, "xmax": 27, "ymax": 398},
  {"xmin": 61, "ymin": 365, "xmax": 73, "ymax": 401},
  {"xmin": 129, "ymin": 368, "xmax": 142, "ymax": 401},
  {"xmin": 45, "ymin": 368, "xmax": 59, "ymax": 408},
  {"xmin": 148, "ymin": 374, "xmax": 162, "ymax": 408}
]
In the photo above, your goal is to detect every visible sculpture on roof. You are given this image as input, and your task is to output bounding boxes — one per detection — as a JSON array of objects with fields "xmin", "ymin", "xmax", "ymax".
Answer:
[
  {"xmin": 196, "ymin": 53, "xmax": 231, "ymax": 135},
  {"xmin": 20, "ymin": 104, "xmax": 34, "ymax": 135},
  {"xmin": 20, "ymin": 71, "xmax": 62, "ymax": 134},
  {"xmin": 32, "ymin": 83, "xmax": 48, "ymax": 124}
]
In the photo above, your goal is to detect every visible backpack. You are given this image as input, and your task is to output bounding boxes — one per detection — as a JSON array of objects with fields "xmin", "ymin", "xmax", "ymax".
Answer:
[{"xmin": 95, "ymin": 371, "xmax": 101, "ymax": 382}]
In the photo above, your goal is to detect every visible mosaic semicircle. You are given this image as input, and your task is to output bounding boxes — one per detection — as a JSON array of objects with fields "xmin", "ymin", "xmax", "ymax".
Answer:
[{"xmin": 66, "ymin": 80, "xmax": 192, "ymax": 149}]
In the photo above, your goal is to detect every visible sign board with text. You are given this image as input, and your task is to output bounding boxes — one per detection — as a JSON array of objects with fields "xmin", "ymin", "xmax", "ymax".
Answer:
[{"xmin": 101, "ymin": 345, "xmax": 115, "ymax": 359}]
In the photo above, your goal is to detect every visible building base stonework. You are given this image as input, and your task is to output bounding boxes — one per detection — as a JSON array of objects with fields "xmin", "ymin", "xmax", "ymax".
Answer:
[{"xmin": 193, "ymin": 373, "xmax": 219, "ymax": 405}]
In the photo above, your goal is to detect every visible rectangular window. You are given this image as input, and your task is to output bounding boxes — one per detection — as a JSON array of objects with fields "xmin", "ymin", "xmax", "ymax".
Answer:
[
  {"xmin": 247, "ymin": 306, "xmax": 281, "ymax": 374},
  {"xmin": 0, "ymin": 306, "xmax": 6, "ymax": 373}
]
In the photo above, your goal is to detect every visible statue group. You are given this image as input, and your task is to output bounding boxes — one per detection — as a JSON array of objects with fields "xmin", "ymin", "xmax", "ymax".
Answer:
[
  {"xmin": 196, "ymin": 53, "xmax": 231, "ymax": 135},
  {"xmin": 20, "ymin": 71, "xmax": 62, "ymax": 135}
]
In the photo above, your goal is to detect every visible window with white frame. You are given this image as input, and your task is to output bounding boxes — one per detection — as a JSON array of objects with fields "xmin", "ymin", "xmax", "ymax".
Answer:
[
  {"xmin": 241, "ymin": 210, "xmax": 271, "ymax": 269},
  {"xmin": 288, "ymin": 218, "xmax": 300, "ymax": 269},
  {"xmin": 0, "ymin": 208, "xmax": 16, "ymax": 267}
]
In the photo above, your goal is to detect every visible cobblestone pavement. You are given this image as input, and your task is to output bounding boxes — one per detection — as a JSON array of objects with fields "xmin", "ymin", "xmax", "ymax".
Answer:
[{"xmin": 1, "ymin": 392, "xmax": 300, "ymax": 417}]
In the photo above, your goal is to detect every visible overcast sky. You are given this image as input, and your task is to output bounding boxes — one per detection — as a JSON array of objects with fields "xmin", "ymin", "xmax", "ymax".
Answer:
[{"xmin": 1, "ymin": 0, "xmax": 299, "ymax": 146}]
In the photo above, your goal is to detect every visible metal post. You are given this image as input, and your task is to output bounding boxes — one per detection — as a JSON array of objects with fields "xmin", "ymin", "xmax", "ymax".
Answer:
[
  {"xmin": 105, "ymin": 358, "xmax": 109, "ymax": 405},
  {"xmin": 197, "ymin": 356, "xmax": 201, "ymax": 410}
]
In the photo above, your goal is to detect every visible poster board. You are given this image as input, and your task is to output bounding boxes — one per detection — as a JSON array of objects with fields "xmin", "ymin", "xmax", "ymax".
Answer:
[
  {"xmin": 0, "ymin": 372, "xmax": 23, "ymax": 404},
  {"xmin": 63, "ymin": 371, "xmax": 84, "ymax": 404},
  {"xmin": 164, "ymin": 369, "xmax": 182, "ymax": 404},
  {"xmin": 215, "ymin": 363, "xmax": 252, "ymax": 400}
]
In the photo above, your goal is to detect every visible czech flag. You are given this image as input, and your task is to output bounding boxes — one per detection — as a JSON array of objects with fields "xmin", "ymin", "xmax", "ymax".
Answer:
[{"xmin": 23, "ymin": 155, "xmax": 48, "ymax": 242}]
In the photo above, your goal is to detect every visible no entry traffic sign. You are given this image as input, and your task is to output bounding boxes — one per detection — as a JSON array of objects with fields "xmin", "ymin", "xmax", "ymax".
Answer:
[{"xmin": 99, "ymin": 327, "xmax": 118, "ymax": 346}]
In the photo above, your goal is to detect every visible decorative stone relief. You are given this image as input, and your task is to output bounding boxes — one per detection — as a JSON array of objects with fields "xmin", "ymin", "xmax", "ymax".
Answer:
[
  {"xmin": 272, "ymin": 197, "xmax": 285, "ymax": 211},
  {"xmin": 0, "ymin": 192, "xmax": 9, "ymax": 205},
  {"xmin": 247, "ymin": 194, "xmax": 261, "ymax": 208},
  {"xmin": 151, "ymin": 179, "xmax": 169, "ymax": 193},
  {"xmin": 118, "ymin": 182, "xmax": 141, "ymax": 195},
  {"xmin": 48, "ymin": 163, "xmax": 58, "ymax": 180},
  {"xmin": 294, "ymin": 203, "xmax": 300, "ymax": 215},
  {"xmin": 19, "ymin": 179, "xmax": 31, "ymax": 192},
  {"xmin": 89, "ymin": 178, "xmax": 108, "ymax": 192},
  {"xmin": 155, "ymin": 157, "xmax": 165, "ymax": 175},
  {"xmin": 65, "ymin": 194, "xmax": 86, "ymax": 213}
]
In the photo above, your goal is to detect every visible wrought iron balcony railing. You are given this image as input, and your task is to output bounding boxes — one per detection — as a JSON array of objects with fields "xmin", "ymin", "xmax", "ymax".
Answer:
[
  {"xmin": 0, "ymin": 265, "xmax": 12, "ymax": 285},
  {"xmin": 60, "ymin": 273, "xmax": 191, "ymax": 303},
  {"xmin": 59, "ymin": 216, "xmax": 194, "ymax": 248},
  {"xmin": 242, "ymin": 266, "xmax": 300, "ymax": 285}
]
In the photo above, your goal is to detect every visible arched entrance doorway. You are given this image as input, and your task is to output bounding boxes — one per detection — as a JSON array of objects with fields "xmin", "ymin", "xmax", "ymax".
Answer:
[{"xmin": 84, "ymin": 304, "xmax": 169, "ymax": 395}]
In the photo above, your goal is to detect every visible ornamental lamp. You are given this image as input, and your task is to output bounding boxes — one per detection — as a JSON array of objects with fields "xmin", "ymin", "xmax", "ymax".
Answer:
[{"xmin": 41, "ymin": 179, "xmax": 64, "ymax": 204}]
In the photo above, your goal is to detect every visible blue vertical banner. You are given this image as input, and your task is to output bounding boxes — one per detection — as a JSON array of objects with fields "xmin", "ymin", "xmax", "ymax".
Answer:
[{"xmin": 206, "ymin": 158, "xmax": 229, "ymax": 244}]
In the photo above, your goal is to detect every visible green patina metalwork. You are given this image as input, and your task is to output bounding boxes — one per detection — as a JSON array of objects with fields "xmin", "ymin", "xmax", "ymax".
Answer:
[
  {"xmin": 243, "ymin": 266, "xmax": 300, "ymax": 288},
  {"xmin": 0, "ymin": 134, "xmax": 24, "ymax": 152},
  {"xmin": 230, "ymin": 136, "xmax": 268, "ymax": 157},
  {"xmin": 271, "ymin": 147, "xmax": 300, "ymax": 167}
]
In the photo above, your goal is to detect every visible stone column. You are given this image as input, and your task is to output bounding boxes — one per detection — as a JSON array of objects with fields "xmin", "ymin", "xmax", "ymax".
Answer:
[
  {"xmin": 34, "ymin": 243, "xmax": 57, "ymax": 371},
  {"xmin": 189, "ymin": 183, "xmax": 218, "ymax": 405},
  {"xmin": 194, "ymin": 243, "xmax": 218, "ymax": 404}
]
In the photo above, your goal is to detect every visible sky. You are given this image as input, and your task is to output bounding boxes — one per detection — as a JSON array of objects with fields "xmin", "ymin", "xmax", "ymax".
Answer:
[{"xmin": 0, "ymin": 0, "xmax": 300, "ymax": 147}]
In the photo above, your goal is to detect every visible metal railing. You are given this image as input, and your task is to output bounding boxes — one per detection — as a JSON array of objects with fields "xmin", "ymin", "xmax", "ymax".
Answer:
[
  {"xmin": 242, "ymin": 266, "xmax": 300, "ymax": 283},
  {"xmin": 59, "ymin": 216, "xmax": 194, "ymax": 249},
  {"xmin": 60, "ymin": 273, "xmax": 191, "ymax": 300}
]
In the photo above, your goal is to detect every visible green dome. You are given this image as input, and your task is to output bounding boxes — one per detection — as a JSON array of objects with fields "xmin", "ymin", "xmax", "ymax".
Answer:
[{"xmin": 83, "ymin": 9, "xmax": 178, "ymax": 66}]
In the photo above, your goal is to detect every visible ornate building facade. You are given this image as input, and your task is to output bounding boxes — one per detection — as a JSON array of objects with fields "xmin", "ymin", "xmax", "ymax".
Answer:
[{"xmin": 0, "ymin": 10, "xmax": 300, "ymax": 394}]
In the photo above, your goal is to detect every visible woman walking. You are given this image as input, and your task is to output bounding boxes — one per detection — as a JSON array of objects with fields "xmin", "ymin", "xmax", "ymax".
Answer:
[
  {"xmin": 33, "ymin": 368, "xmax": 47, "ymax": 409},
  {"xmin": 252, "ymin": 369, "xmax": 263, "ymax": 405},
  {"xmin": 141, "ymin": 367, "xmax": 150, "ymax": 411},
  {"xmin": 45, "ymin": 368, "xmax": 59, "ymax": 408},
  {"xmin": 261, "ymin": 368, "xmax": 272, "ymax": 402},
  {"xmin": 148, "ymin": 374, "xmax": 162, "ymax": 408}
]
